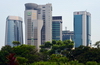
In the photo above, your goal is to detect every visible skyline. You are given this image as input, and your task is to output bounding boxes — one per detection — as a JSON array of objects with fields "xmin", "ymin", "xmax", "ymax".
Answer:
[{"xmin": 0, "ymin": 0, "xmax": 100, "ymax": 48}]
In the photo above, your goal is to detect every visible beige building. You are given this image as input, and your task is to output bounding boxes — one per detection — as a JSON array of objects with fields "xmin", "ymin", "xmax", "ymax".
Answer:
[{"xmin": 24, "ymin": 3, "xmax": 52, "ymax": 49}]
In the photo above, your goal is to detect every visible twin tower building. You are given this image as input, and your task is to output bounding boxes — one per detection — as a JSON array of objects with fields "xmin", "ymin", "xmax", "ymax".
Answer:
[{"xmin": 5, "ymin": 3, "xmax": 91, "ymax": 49}]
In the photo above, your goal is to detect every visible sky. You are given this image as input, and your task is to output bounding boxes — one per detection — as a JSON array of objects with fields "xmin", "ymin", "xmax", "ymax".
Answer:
[{"xmin": 0, "ymin": 0, "xmax": 100, "ymax": 48}]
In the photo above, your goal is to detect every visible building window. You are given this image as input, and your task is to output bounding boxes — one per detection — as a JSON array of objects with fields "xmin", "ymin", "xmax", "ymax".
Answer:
[
  {"xmin": 43, "ymin": 7, "xmax": 45, "ymax": 8},
  {"xmin": 43, "ymin": 10, "xmax": 45, "ymax": 11}
]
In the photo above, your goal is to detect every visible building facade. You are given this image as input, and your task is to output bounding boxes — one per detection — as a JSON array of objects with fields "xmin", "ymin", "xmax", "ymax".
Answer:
[
  {"xmin": 52, "ymin": 16, "xmax": 62, "ymax": 41},
  {"xmin": 24, "ymin": 3, "xmax": 52, "ymax": 49},
  {"xmin": 74, "ymin": 11, "xmax": 91, "ymax": 47},
  {"xmin": 5, "ymin": 16, "xmax": 23, "ymax": 47},
  {"xmin": 62, "ymin": 30, "xmax": 74, "ymax": 41}
]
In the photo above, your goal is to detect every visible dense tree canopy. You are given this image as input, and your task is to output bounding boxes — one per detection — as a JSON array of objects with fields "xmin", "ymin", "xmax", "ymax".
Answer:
[{"xmin": 1, "ymin": 40, "xmax": 100, "ymax": 65}]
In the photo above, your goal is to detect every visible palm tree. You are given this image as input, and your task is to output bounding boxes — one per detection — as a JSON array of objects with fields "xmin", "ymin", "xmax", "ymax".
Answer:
[
  {"xmin": 12, "ymin": 41, "xmax": 20, "ymax": 46},
  {"xmin": 94, "ymin": 41, "xmax": 100, "ymax": 48}
]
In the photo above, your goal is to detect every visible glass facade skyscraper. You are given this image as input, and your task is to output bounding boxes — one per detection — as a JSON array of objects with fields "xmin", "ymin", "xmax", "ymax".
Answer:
[
  {"xmin": 52, "ymin": 16, "xmax": 62, "ymax": 41},
  {"xmin": 5, "ymin": 16, "xmax": 23, "ymax": 47},
  {"xmin": 74, "ymin": 11, "xmax": 91, "ymax": 47}
]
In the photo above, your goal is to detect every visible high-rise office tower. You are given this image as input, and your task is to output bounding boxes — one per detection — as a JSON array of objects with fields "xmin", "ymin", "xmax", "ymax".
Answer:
[
  {"xmin": 74, "ymin": 11, "xmax": 91, "ymax": 47},
  {"xmin": 5, "ymin": 16, "xmax": 23, "ymax": 47},
  {"xmin": 24, "ymin": 3, "xmax": 52, "ymax": 49},
  {"xmin": 52, "ymin": 16, "xmax": 62, "ymax": 41}
]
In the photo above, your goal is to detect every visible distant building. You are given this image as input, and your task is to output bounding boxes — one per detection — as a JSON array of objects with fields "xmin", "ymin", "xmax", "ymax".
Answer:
[
  {"xmin": 62, "ymin": 30, "xmax": 74, "ymax": 41},
  {"xmin": 5, "ymin": 16, "xmax": 23, "ymax": 47},
  {"xmin": 74, "ymin": 11, "xmax": 91, "ymax": 47},
  {"xmin": 24, "ymin": 3, "xmax": 52, "ymax": 49},
  {"xmin": 52, "ymin": 16, "xmax": 62, "ymax": 41}
]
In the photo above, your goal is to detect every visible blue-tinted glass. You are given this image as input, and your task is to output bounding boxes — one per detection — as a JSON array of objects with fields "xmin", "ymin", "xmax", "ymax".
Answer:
[
  {"xmin": 74, "ymin": 15, "xmax": 82, "ymax": 47},
  {"xmin": 52, "ymin": 21, "xmax": 61, "ymax": 40},
  {"xmin": 87, "ymin": 15, "xmax": 91, "ymax": 45},
  {"xmin": 6, "ymin": 19, "xmax": 23, "ymax": 47}
]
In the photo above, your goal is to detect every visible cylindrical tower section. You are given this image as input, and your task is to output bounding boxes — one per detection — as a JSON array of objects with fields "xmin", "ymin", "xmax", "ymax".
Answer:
[{"xmin": 25, "ymin": 3, "xmax": 38, "ymax": 10}]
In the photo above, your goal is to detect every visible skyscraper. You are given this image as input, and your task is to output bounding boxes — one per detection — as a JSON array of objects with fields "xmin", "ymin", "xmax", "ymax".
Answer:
[
  {"xmin": 52, "ymin": 16, "xmax": 62, "ymax": 41},
  {"xmin": 24, "ymin": 3, "xmax": 52, "ymax": 49},
  {"xmin": 74, "ymin": 11, "xmax": 91, "ymax": 47},
  {"xmin": 5, "ymin": 16, "xmax": 23, "ymax": 47}
]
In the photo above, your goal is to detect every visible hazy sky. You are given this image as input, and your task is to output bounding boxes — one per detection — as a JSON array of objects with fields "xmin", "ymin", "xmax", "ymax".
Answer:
[{"xmin": 0, "ymin": 0, "xmax": 100, "ymax": 48}]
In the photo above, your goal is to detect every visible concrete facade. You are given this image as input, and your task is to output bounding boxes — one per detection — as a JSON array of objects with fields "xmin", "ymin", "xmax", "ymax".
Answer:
[{"xmin": 24, "ymin": 3, "xmax": 52, "ymax": 49}]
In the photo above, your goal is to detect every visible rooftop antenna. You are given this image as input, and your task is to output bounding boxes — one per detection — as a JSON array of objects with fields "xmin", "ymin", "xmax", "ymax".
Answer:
[{"xmin": 65, "ymin": 27, "xmax": 67, "ymax": 31}]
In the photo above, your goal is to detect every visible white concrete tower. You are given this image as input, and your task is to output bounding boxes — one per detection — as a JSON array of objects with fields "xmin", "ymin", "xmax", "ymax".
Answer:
[{"xmin": 24, "ymin": 3, "xmax": 52, "ymax": 49}]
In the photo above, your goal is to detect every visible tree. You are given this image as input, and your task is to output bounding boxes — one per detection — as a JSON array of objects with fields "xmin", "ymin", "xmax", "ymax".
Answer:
[
  {"xmin": 6, "ymin": 53, "xmax": 19, "ymax": 65},
  {"xmin": 1, "ymin": 45, "xmax": 13, "ymax": 53},
  {"xmin": 39, "ymin": 42, "xmax": 52, "ymax": 61},
  {"xmin": 94, "ymin": 41, "xmax": 100, "ymax": 48},
  {"xmin": 52, "ymin": 40, "xmax": 57, "ymax": 45},
  {"xmin": 17, "ymin": 57, "xmax": 28, "ymax": 65},
  {"xmin": 63, "ymin": 40, "xmax": 74, "ymax": 51},
  {"xmin": 86, "ymin": 61, "xmax": 97, "ymax": 65},
  {"xmin": 12, "ymin": 41, "xmax": 20, "ymax": 46},
  {"xmin": 44, "ymin": 41, "xmax": 52, "ymax": 49},
  {"xmin": 49, "ymin": 54, "xmax": 68, "ymax": 63},
  {"xmin": 40, "ymin": 40, "xmax": 74, "ymax": 56},
  {"xmin": 0, "ymin": 45, "xmax": 14, "ymax": 65},
  {"xmin": 56, "ymin": 40, "xmax": 63, "ymax": 45},
  {"xmin": 70, "ymin": 46, "xmax": 100, "ymax": 63},
  {"xmin": 30, "ymin": 62, "xmax": 58, "ymax": 65},
  {"xmin": 69, "ymin": 60, "xmax": 84, "ymax": 65},
  {"xmin": 40, "ymin": 41, "xmax": 52, "ymax": 51},
  {"xmin": 13, "ymin": 45, "xmax": 41, "ymax": 64},
  {"xmin": 0, "ymin": 51, "xmax": 8, "ymax": 65}
]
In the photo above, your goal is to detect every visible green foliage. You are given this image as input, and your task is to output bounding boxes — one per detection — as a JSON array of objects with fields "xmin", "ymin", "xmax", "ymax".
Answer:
[
  {"xmin": 94, "ymin": 41, "xmax": 100, "ymax": 48},
  {"xmin": 40, "ymin": 41, "xmax": 52, "ymax": 49},
  {"xmin": 44, "ymin": 41, "xmax": 52, "ymax": 48},
  {"xmin": 63, "ymin": 40, "xmax": 74, "ymax": 51},
  {"xmin": 49, "ymin": 54, "xmax": 68, "ymax": 63},
  {"xmin": 71, "ymin": 46, "xmax": 100, "ymax": 63},
  {"xmin": 13, "ymin": 45, "xmax": 42, "ymax": 63},
  {"xmin": 52, "ymin": 40, "xmax": 57, "ymax": 45},
  {"xmin": 30, "ymin": 61, "xmax": 84, "ymax": 65},
  {"xmin": 17, "ymin": 56, "xmax": 28, "ymax": 65},
  {"xmin": 0, "ymin": 51, "xmax": 8, "ymax": 65},
  {"xmin": 0, "ymin": 45, "xmax": 14, "ymax": 65},
  {"xmin": 39, "ymin": 40, "xmax": 74, "ymax": 62},
  {"xmin": 1, "ymin": 45, "xmax": 13, "ymax": 53},
  {"xmin": 69, "ymin": 60, "xmax": 84, "ymax": 65},
  {"xmin": 1, "ymin": 40, "xmax": 100, "ymax": 64},
  {"xmin": 30, "ymin": 62, "xmax": 59, "ymax": 65},
  {"xmin": 86, "ymin": 61, "xmax": 97, "ymax": 65},
  {"xmin": 56, "ymin": 40, "xmax": 63, "ymax": 45},
  {"xmin": 0, "ymin": 44, "xmax": 43, "ymax": 64},
  {"xmin": 12, "ymin": 41, "xmax": 21, "ymax": 46}
]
